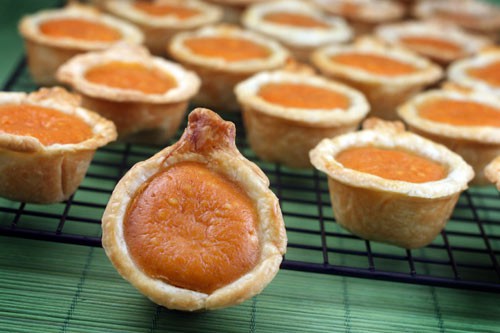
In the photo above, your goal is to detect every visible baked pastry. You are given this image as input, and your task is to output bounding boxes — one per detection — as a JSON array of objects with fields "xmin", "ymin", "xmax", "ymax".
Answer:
[
  {"xmin": 311, "ymin": 38, "xmax": 443, "ymax": 120},
  {"xmin": 375, "ymin": 20, "xmax": 491, "ymax": 66},
  {"xmin": 485, "ymin": 156, "xmax": 500, "ymax": 190},
  {"xmin": 313, "ymin": 0, "xmax": 405, "ymax": 37},
  {"xmin": 204, "ymin": 0, "xmax": 271, "ymax": 23},
  {"xmin": 0, "ymin": 87, "xmax": 116, "ymax": 204},
  {"xmin": 309, "ymin": 118, "xmax": 474, "ymax": 249},
  {"xmin": 447, "ymin": 48, "xmax": 500, "ymax": 99},
  {"xmin": 398, "ymin": 88, "xmax": 500, "ymax": 185},
  {"xmin": 101, "ymin": 0, "xmax": 222, "ymax": 56},
  {"xmin": 57, "ymin": 44, "xmax": 200, "ymax": 145},
  {"xmin": 235, "ymin": 70, "xmax": 369, "ymax": 168},
  {"xmin": 413, "ymin": 0, "xmax": 500, "ymax": 41},
  {"xmin": 102, "ymin": 108, "xmax": 286, "ymax": 311},
  {"xmin": 18, "ymin": 4, "xmax": 143, "ymax": 86},
  {"xmin": 241, "ymin": 0, "xmax": 352, "ymax": 62},
  {"xmin": 168, "ymin": 24, "xmax": 289, "ymax": 112}
]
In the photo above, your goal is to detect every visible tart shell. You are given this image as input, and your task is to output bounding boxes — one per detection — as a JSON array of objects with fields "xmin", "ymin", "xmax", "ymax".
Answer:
[
  {"xmin": 102, "ymin": 0, "xmax": 223, "ymax": 55},
  {"xmin": 311, "ymin": 38, "xmax": 442, "ymax": 120},
  {"xmin": 309, "ymin": 118, "xmax": 474, "ymax": 249},
  {"xmin": 398, "ymin": 89, "xmax": 500, "ymax": 185},
  {"xmin": 235, "ymin": 70, "xmax": 369, "ymax": 168},
  {"xmin": 18, "ymin": 4, "xmax": 143, "ymax": 86},
  {"xmin": 102, "ymin": 108, "xmax": 287, "ymax": 311},
  {"xmin": 0, "ymin": 87, "xmax": 117, "ymax": 203},
  {"xmin": 168, "ymin": 24, "xmax": 289, "ymax": 112},
  {"xmin": 57, "ymin": 44, "xmax": 200, "ymax": 144}
]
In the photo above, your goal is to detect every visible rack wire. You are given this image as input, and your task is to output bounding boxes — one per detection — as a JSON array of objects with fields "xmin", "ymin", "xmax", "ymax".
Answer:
[{"xmin": 1, "ymin": 57, "xmax": 499, "ymax": 292}]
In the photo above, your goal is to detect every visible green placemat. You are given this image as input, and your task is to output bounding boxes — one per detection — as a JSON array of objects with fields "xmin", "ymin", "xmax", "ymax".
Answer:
[{"xmin": 1, "ymin": 236, "xmax": 499, "ymax": 333}]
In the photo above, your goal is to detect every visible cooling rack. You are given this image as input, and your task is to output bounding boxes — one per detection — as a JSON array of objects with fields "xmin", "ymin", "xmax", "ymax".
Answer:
[{"xmin": 1, "ymin": 57, "xmax": 499, "ymax": 292}]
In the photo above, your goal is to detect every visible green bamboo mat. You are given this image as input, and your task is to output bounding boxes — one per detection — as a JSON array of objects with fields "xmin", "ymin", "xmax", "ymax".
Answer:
[{"xmin": 1, "ymin": 236, "xmax": 499, "ymax": 333}]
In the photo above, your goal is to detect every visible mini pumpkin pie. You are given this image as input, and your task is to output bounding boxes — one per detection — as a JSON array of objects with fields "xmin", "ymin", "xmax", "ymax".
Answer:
[
  {"xmin": 447, "ymin": 48, "xmax": 500, "ymax": 99},
  {"xmin": 57, "ymin": 44, "xmax": 200, "ymax": 144},
  {"xmin": 18, "ymin": 4, "xmax": 143, "ymax": 86},
  {"xmin": 309, "ymin": 118, "xmax": 474, "ymax": 249},
  {"xmin": 398, "ymin": 89, "xmax": 500, "ymax": 185},
  {"xmin": 241, "ymin": 0, "xmax": 352, "ymax": 62},
  {"xmin": 235, "ymin": 70, "xmax": 369, "ymax": 168},
  {"xmin": 101, "ymin": 0, "xmax": 222, "ymax": 56},
  {"xmin": 0, "ymin": 87, "xmax": 116, "ymax": 204},
  {"xmin": 485, "ymin": 156, "xmax": 500, "ymax": 190},
  {"xmin": 413, "ymin": 0, "xmax": 500, "ymax": 41},
  {"xmin": 313, "ymin": 0, "xmax": 405, "ymax": 37},
  {"xmin": 311, "ymin": 38, "xmax": 443, "ymax": 120},
  {"xmin": 102, "ymin": 108, "xmax": 286, "ymax": 311},
  {"xmin": 168, "ymin": 24, "xmax": 289, "ymax": 112},
  {"xmin": 204, "ymin": 0, "xmax": 272, "ymax": 23},
  {"xmin": 375, "ymin": 20, "xmax": 492, "ymax": 66}
]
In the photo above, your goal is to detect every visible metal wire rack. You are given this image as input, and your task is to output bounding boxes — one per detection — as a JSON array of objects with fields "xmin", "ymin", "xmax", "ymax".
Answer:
[{"xmin": 1, "ymin": 57, "xmax": 499, "ymax": 292}]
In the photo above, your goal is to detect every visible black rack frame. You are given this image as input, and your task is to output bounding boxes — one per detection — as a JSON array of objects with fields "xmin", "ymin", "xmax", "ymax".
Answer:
[{"xmin": 1, "ymin": 57, "xmax": 499, "ymax": 293}]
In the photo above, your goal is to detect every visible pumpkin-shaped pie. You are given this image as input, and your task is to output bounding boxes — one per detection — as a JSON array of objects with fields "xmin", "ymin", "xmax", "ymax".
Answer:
[
  {"xmin": 447, "ymin": 48, "xmax": 500, "ymax": 99},
  {"xmin": 102, "ymin": 108, "xmax": 286, "ymax": 311},
  {"xmin": 57, "ymin": 44, "xmax": 200, "ymax": 145},
  {"xmin": 241, "ymin": 0, "xmax": 352, "ymax": 62},
  {"xmin": 311, "ymin": 38, "xmax": 443, "ymax": 120},
  {"xmin": 235, "ymin": 70, "xmax": 369, "ymax": 168},
  {"xmin": 313, "ymin": 0, "xmax": 405, "ymax": 37},
  {"xmin": 309, "ymin": 118, "xmax": 474, "ymax": 249},
  {"xmin": 398, "ymin": 89, "xmax": 500, "ymax": 185},
  {"xmin": 375, "ymin": 20, "xmax": 491, "ymax": 66},
  {"xmin": 18, "ymin": 4, "xmax": 143, "ymax": 86},
  {"xmin": 0, "ymin": 87, "xmax": 116, "ymax": 204},
  {"xmin": 485, "ymin": 156, "xmax": 500, "ymax": 190},
  {"xmin": 413, "ymin": 0, "xmax": 500, "ymax": 41},
  {"xmin": 101, "ymin": 0, "xmax": 222, "ymax": 56},
  {"xmin": 168, "ymin": 24, "xmax": 289, "ymax": 112}
]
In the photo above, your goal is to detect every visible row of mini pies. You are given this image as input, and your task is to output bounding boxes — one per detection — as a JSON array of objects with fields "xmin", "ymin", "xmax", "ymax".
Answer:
[{"xmin": 16, "ymin": 2, "xmax": 500, "ymax": 185}]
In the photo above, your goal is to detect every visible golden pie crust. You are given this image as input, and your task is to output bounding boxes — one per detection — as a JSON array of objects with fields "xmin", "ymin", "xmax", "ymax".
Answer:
[
  {"xmin": 102, "ymin": 108, "xmax": 286, "ymax": 311},
  {"xmin": 18, "ymin": 4, "xmax": 143, "ymax": 86},
  {"xmin": 57, "ymin": 44, "xmax": 200, "ymax": 144},
  {"xmin": 314, "ymin": 0, "xmax": 405, "ymax": 36},
  {"xmin": 310, "ymin": 118, "xmax": 474, "ymax": 249},
  {"xmin": 311, "ymin": 37, "xmax": 443, "ymax": 120},
  {"xmin": 168, "ymin": 24, "xmax": 289, "ymax": 112},
  {"xmin": 447, "ymin": 48, "xmax": 500, "ymax": 99},
  {"xmin": 485, "ymin": 156, "xmax": 500, "ymax": 190},
  {"xmin": 235, "ymin": 70, "xmax": 369, "ymax": 168},
  {"xmin": 398, "ymin": 89, "xmax": 500, "ymax": 185},
  {"xmin": 0, "ymin": 87, "xmax": 117, "ymax": 204},
  {"xmin": 102, "ymin": 0, "xmax": 222, "ymax": 56},
  {"xmin": 413, "ymin": 0, "xmax": 500, "ymax": 39},
  {"xmin": 204, "ymin": 0, "xmax": 271, "ymax": 23},
  {"xmin": 241, "ymin": 0, "xmax": 352, "ymax": 62},
  {"xmin": 375, "ymin": 20, "xmax": 491, "ymax": 66}
]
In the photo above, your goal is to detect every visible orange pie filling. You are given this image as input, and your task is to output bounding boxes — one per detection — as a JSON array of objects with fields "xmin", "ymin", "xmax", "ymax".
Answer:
[
  {"xmin": 133, "ymin": 1, "xmax": 200, "ymax": 19},
  {"xmin": 124, "ymin": 162, "xmax": 260, "ymax": 294},
  {"xmin": 467, "ymin": 60, "xmax": 500, "ymax": 87},
  {"xmin": 263, "ymin": 13, "xmax": 329, "ymax": 29},
  {"xmin": 335, "ymin": 146, "xmax": 447, "ymax": 183},
  {"xmin": 399, "ymin": 36, "xmax": 462, "ymax": 56},
  {"xmin": 184, "ymin": 37, "xmax": 270, "ymax": 62},
  {"xmin": 0, "ymin": 104, "xmax": 93, "ymax": 145},
  {"xmin": 257, "ymin": 83, "xmax": 350, "ymax": 109},
  {"xmin": 84, "ymin": 61, "xmax": 177, "ymax": 94},
  {"xmin": 330, "ymin": 53, "xmax": 418, "ymax": 76},
  {"xmin": 418, "ymin": 98, "xmax": 500, "ymax": 127},
  {"xmin": 39, "ymin": 18, "xmax": 122, "ymax": 42}
]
